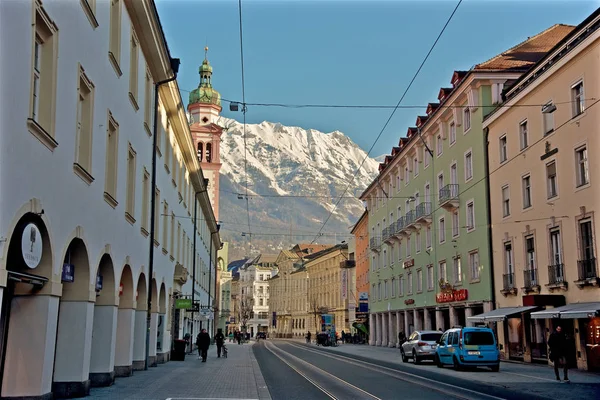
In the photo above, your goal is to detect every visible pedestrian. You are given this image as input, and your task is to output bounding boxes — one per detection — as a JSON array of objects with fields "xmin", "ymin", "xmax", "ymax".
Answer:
[
  {"xmin": 196, "ymin": 328, "xmax": 211, "ymax": 362},
  {"xmin": 306, "ymin": 331, "xmax": 311, "ymax": 344},
  {"xmin": 548, "ymin": 325, "xmax": 569, "ymax": 382},
  {"xmin": 398, "ymin": 330, "xmax": 406, "ymax": 347},
  {"xmin": 215, "ymin": 328, "xmax": 226, "ymax": 358},
  {"xmin": 341, "ymin": 330, "xmax": 345, "ymax": 344},
  {"xmin": 236, "ymin": 331, "xmax": 242, "ymax": 345}
]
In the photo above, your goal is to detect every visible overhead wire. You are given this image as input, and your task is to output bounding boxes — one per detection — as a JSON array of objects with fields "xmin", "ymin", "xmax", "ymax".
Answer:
[{"xmin": 308, "ymin": 0, "xmax": 464, "ymax": 245}]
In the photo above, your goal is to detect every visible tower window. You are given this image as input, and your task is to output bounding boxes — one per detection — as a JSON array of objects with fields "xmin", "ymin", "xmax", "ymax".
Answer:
[
  {"xmin": 206, "ymin": 143, "xmax": 212, "ymax": 163},
  {"xmin": 202, "ymin": 116, "xmax": 209, "ymax": 123},
  {"xmin": 197, "ymin": 142, "xmax": 203, "ymax": 161}
]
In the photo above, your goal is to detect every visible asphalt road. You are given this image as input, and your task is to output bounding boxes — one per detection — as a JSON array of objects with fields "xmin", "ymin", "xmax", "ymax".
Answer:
[{"xmin": 253, "ymin": 340, "xmax": 600, "ymax": 400}]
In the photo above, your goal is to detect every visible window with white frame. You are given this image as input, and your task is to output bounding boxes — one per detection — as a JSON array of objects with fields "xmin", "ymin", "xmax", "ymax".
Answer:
[
  {"xmin": 452, "ymin": 211, "xmax": 459, "ymax": 237},
  {"xmin": 406, "ymin": 235, "xmax": 411, "ymax": 257},
  {"xmin": 572, "ymin": 81, "xmax": 585, "ymax": 117},
  {"xmin": 399, "ymin": 275, "xmax": 404, "ymax": 296},
  {"xmin": 463, "ymin": 108, "xmax": 471, "ymax": 132},
  {"xmin": 437, "ymin": 134, "xmax": 443, "ymax": 156},
  {"xmin": 397, "ymin": 175, "xmax": 401, "ymax": 192},
  {"xmin": 453, "ymin": 257, "xmax": 462, "ymax": 283},
  {"xmin": 383, "ymin": 248, "xmax": 387, "ymax": 268},
  {"xmin": 469, "ymin": 251, "xmax": 480, "ymax": 280},
  {"xmin": 522, "ymin": 175, "xmax": 532, "ymax": 209},
  {"xmin": 439, "ymin": 261, "xmax": 447, "ymax": 282},
  {"xmin": 465, "ymin": 151, "xmax": 473, "ymax": 181},
  {"xmin": 499, "ymin": 135, "xmax": 507, "ymax": 162},
  {"xmin": 426, "ymin": 226, "xmax": 432, "ymax": 248},
  {"xmin": 504, "ymin": 242, "xmax": 514, "ymax": 275},
  {"xmin": 391, "ymin": 278, "xmax": 396, "ymax": 297},
  {"xmin": 439, "ymin": 217, "xmax": 446, "ymax": 243},
  {"xmin": 427, "ymin": 265, "xmax": 434, "ymax": 290},
  {"xmin": 405, "ymin": 166, "xmax": 410, "ymax": 185},
  {"xmin": 546, "ymin": 161, "xmax": 558, "ymax": 198},
  {"xmin": 417, "ymin": 269, "xmax": 423, "ymax": 292},
  {"xmin": 502, "ymin": 185, "xmax": 510, "ymax": 217},
  {"xmin": 519, "ymin": 120, "xmax": 528, "ymax": 150},
  {"xmin": 378, "ymin": 282, "xmax": 382, "ymax": 300},
  {"xmin": 424, "ymin": 143, "xmax": 431, "ymax": 167},
  {"xmin": 525, "ymin": 235, "xmax": 536, "ymax": 272},
  {"xmin": 414, "ymin": 157, "xmax": 419, "ymax": 176},
  {"xmin": 466, "ymin": 201, "xmax": 475, "ymax": 231},
  {"xmin": 579, "ymin": 218, "xmax": 595, "ymax": 262},
  {"xmin": 549, "ymin": 228, "xmax": 562, "ymax": 266},
  {"xmin": 543, "ymin": 101, "xmax": 555, "ymax": 134},
  {"xmin": 407, "ymin": 271, "xmax": 413, "ymax": 294},
  {"xmin": 416, "ymin": 231, "xmax": 422, "ymax": 253},
  {"xmin": 575, "ymin": 145, "xmax": 589, "ymax": 187},
  {"xmin": 449, "ymin": 122, "xmax": 456, "ymax": 144}
]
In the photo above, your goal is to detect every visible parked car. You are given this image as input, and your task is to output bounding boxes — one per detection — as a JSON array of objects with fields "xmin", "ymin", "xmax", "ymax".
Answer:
[
  {"xmin": 435, "ymin": 326, "xmax": 500, "ymax": 371},
  {"xmin": 256, "ymin": 332, "xmax": 267, "ymax": 339},
  {"xmin": 401, "ymin": 330, "xmax": 444, "ymax": 364}
]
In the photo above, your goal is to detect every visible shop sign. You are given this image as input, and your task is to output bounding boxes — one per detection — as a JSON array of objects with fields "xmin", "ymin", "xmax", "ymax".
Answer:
[
  {"xmin": 358, "ymin": 302, "xmax": 369, "ymax": 313},
  {"xmin": 341, "ymin": 269, "xmax": 348, "ymax": 299},
  {"xmin": 95, "ymin": 274, "xmax": 103, "ymax": 291},
  {"xmin": 61, "ymin": 263, "xmax": 75, "ymax": 283},
  {"xmin": 175, "ymin": 298, "xmax": 192, "ymax": 309},
  {"xmin": 359, "ymin": 292, "xmax": 369, "ymax": 301},
  {"xmin": 404, "ymin": 298, "xmax": 415, "ymax": 305},
  {"xmin": 21, "ymin": 223, "xmax": 43, "ymax": 269},
  {"xmin": 436, "ymin": 289, "xmax": 468, "ymax": 303},
  {"xmin": 403, "ymin": 259, "xmax": 414, "ymax": 269}
]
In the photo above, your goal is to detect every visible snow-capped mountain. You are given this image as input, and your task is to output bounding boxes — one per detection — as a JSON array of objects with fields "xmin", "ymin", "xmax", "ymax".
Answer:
[{"xmin": 215, "ymin": 117, "xmax": 379, "ymax": 258}]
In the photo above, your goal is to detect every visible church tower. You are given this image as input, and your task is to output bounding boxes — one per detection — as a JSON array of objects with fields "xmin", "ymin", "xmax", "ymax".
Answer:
[{"xmin": 188, "ymin": 47, "xmax": 223, "ymax": 220}]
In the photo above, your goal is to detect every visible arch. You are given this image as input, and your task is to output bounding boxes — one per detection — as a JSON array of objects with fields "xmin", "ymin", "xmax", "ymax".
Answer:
[
  {"xmin": 60, "ymin": 237, "xmax": 91, "ymax": 301},
  {"xmin": 135, "ymin": 272, "xmax": 148, "ymax": 311},
  {"xmin": 118, "ymin": 265, "xmax": 135, "ymax": 309},
  {"xmin": 58, "ymin": 226, "xmax": 91, "ymax": 277},
  {"xmin": 95, "ymin": 254, "xmax": 116, "ymax": 306},
  {"xmin": 206, "ymin": 142, "xmax": 212, "ymax": 163},
  {"xmin": 158, "ymin": 283, "xmax": 167, "ymax": 314},
  {"xmin": 150, "ymin": 278, "xmax": 159, "ymax": 313},
  {"xmin": 197, "ymin": 142, "xmax": 203, "ymax": 161}
]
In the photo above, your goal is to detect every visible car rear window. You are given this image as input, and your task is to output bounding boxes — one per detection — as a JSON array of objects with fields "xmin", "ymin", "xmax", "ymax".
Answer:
[
  {"xmin": 421, "ymin": 333, "xmax": 443, "ymax": 342},
  {"xmin": 463, "ymin": 331, "xmax": 495, "ymax": 345}
]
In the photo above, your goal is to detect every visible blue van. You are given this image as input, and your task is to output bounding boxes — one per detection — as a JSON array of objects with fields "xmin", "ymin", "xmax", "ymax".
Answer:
[{"xmin": 435, "ymin": 326, "xmax": 500, "ymax": 371}]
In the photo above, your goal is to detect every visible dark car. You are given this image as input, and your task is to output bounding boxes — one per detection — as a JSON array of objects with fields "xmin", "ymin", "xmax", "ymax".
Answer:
[{"xmin": 256, "ymin": 332, "xmax": 267, "ymax": 339}]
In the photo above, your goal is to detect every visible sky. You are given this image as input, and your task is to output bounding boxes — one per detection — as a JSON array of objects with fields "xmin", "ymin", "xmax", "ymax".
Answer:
[{"xmin": 156, "ymin": 0, "xmax": 598, "ymax": 158}]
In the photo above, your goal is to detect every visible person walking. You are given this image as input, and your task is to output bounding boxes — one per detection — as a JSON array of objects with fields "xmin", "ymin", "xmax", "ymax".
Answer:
[
  {"xmin": 215, "ymin": 328, "xmax": 226, "ymax": 358},
  {"xmin": 548, "ymin": 325, "xmax": 569, "ymax": 382},
  {"xmin": 196, "ymin": 329, "xmax": 211, "ymax": 362}
]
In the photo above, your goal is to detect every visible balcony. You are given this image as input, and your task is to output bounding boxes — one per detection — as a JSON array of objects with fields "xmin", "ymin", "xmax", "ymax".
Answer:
[
  {"xmin": 415, "ymin": 202, "xmax": 432, "ymax": 225},
  {"xmin": 523, "ymin": 269, "xmax": 540, "ymax": 293},
  {"xmin": 575, "ymin": 257, "xmax": 600, "ymax": 287},
  {"xmin": 370, "ymin": 237, "xmax": 381, "ymax": 252},
  {"xmin": 500, "ymin": 272, "xmax": 517, "ymax": 296},
  {"xmin": 383, "ymin": 226, "xmax": 394, "ymax": 244},
  {"xmin": 340, "ymin": 259, "xmax": 356, "ymax": 268},
  {"xmin": 394, "ymin": 217, "xmax": 405, "ymax": 236},
  {"xmin": 546, "ymin": 264, "xmax": 567, "ymax": 290},
  {"xmin": 403, "ymin": 210, "xmax": 416, "ymax": 231},
  {"xmin": 439, "ymin": 184, "xmax": 459, "ymax": 210}
]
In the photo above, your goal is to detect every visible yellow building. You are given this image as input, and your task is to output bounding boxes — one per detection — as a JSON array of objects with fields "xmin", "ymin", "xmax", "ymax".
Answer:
[{"xmin": 478, "ymin": 9, "xmax": 600, "ymax": 371}]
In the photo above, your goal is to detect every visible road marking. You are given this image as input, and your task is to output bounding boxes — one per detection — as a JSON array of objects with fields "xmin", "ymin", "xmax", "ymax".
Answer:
[
  {"xmin": 285, "ymin": 342, "xmax": 506, "ymax": 400},
  {"xmin": 265, "ymin": 341, "xmax": 382, "ymax": 400},
  {"xmin": 165, "ymin": 398, "xmax": 259, "ymax": 400},
  {"xmin": 503, "ymin": 371, "xmax": 558, "ymax": 382}
]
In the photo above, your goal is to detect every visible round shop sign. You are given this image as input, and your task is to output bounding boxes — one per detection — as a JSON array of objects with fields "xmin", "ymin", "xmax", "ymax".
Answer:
[{"xmin": 21, "ymin": 223, "xmax": 43, "ymax": 269}]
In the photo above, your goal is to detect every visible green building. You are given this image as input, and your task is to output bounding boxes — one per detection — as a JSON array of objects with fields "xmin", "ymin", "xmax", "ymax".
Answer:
[{"xmin": 360, "ymin": 29, "xmax": 566, "ymax": 347}]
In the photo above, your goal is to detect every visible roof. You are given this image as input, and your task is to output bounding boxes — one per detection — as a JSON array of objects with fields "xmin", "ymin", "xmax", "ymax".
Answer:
[
  {"xmin": 474, "ymin": 24, "xmax": 576, "ymax": 72},
  {"xmin": 304, "ymin": 243, "xmax": 348, "ymax": 262},
  {"xmin": 291, "ymin": 244, "xmax": 331, "ymax": 257}
]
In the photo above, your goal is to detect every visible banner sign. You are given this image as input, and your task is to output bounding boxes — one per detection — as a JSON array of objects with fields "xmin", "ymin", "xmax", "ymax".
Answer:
[
  {"xmin": 61, "ymin": 263, "xmax": 74, "ymax": 283},
  {"xmin": 341, "ymin": 269, "xmax": 348, "ymax": 300},
  {"xmin": 359, "ymin": 292, "xmax": 369, "ymax": 301},
  {"xmin": 175, "ymin": 298, "xmax": 192, "ymax": 309},
  {"xmin": 436, "ymin": 289, "xmax": 468, "ymax": 303}
]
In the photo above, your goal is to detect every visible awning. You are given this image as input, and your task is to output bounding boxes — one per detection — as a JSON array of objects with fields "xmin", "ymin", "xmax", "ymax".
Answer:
[
  {"xmin": 467, "ymin": 306, "xmax": 539, "ymax": 322},
  {"xmin": 531, "ymin": 302, "xmax": 600, "ymax": 320},
  {"xmin": 352, "ymin": 322, "xmax": 368, "ymax": 334}
]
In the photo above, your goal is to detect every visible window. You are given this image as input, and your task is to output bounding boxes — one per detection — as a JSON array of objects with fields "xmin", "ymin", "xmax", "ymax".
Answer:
[
  {"xmin": 129, "ymin": 31, "xmax": 139, "ymax": 109},
  {"xmin": 463, "ymin": 108, "xmax": 471, "ymax": 132},
  {"xmin": 108, "ymin": 0, "xmax": 122, "ymax": 75},
  {"xmin": 543, "ymin": 102, "xmax": 555, "ymax": 134},
  {"xmin": 383, "ymin": 249, "xmax": 387, "ymax": 268},
  {"xmin": 74, "ymin": 65, "xmax": 95, "ymax": 182},
  {"xmin": 145, "ymin": 69, "xmax": 153, "ymax": 136},
  {"xmin": 417, "ymin": 270, "xmax": 423, "ymax": 292},
  {"xmin": 465, "ymin": 151, "xmax": 473, "ymax": 181},
  {"xmin": 426, "ymin": 226, "xmax": 432, "ymax": 248},
  {"xmin": 391, "ymin": 278, "xmax": 396, "ymax": 297},
  {"xmin": 550, "ymin": 229, "xmax": 562, "ymax": 266},
  {"xmin": 466, "ymin": 201, "xmax": 475, "ymax": 231},
  {"xmin": 546, "ymin": 161, "xmax": 558, "ymax": 198},
  {"xmin": 504, "ymin": 242, "xmax": 514, "ymax": 274},
  {"xmin": 579, "ymin": 219, "xmax": 595, "ymax": 261},
  {"xmin": 104, "ymin": 112, "xmax": 119, "ymax": 207},
  {"xmin": 502, "ymin": 186, "xmax": 510, "ymax": 217},
  {"xmin": 522, "ymin": 175, "xmax": 532, "ymax": 209},
  {"xmin": 416, "ymin": 231, "xmax": 421, "ymax": 253},
  {"xmin": 427, "ymin": 265, "xmax": 434, "ymax": 290},
  {"xmin": 424, "ymin": 143, "xmax": 431, "ymax": 167},
  {"xmin": 141, "ymin": 168, "xmax": 150, "ymax": 235},
  {"xmin": 398, "ymin": 276, "xmax": 404, "ymax": 296},
  {"xmin": 438, "ymin": 173, "xmax": 444, "ymax": 193},
  {"xmin": 404, "ymin": 166, "xmax": 410, "ymax": 185},
  {"xmin": 406, "ymin": 235, "xmax": 411, "ymax": 257},
  {"xmin": 170, "ymin": 212, "xmax": 175, "ymax": 255},
  {"xmin": 378, "ymin": 282, "xmax": 382, "ymax": 300},
  {"xmin": 80, "ymin": 0, "xmax": 98, "ymax": 28},
  {"xmin": 499, "ymin": 135, "xmax": 507, "ymax": 162},
  {"xmin": 154, "ymin": 189, "xmax": 160, "ymax": 245},
  {"xmin": 437, "ymin": 134, "xmax": 443, "ymax": 156},
  {"xmin": 162, "ymin": 201, "xmax": 168, "ymax": 251},
  {"xmin": 572, "ymin": 81, "xmax": 585, "ymax": 117},
  {"xmin": 525, "ymin": 235, "xmax": 536, "ymax": 271},
  {"xmin": 575, "ymin": 146, "xmax": 589, "ymax": 187},
  {"xmin": 449, "ymin": 122, "xmax": 456, "ymax": 144},
  {"xmin": 469, "ymin": 251, "xmax": 480, "ymax": 281},
  {"xmin": 125, "ymin": 144, "xmax": 137, "ymax": 223},
  {"xmin": 439, "ymin": 217, "xmax": 446, "ymax": 243},
  {"xmin": 407, "ymin": 271, "xmax": 413, "ymax": 294},
  {"xmin": 413, "ymin": 157, "xmax": 419, "ymax": 177},
  {"xmin": 452, "ymin": 211, "xmax": 459, "ymax": 237},
  {"xmin": 519, "ymin": 120, "xmax": 528, "ymax": 150},
  {"xmin": 28, "ymin": 1, "xmax": 59, "ymax": 150},
  {"xmin": 453, "ymin": 257, "xmax": 462, "ymax": 283},
  {"xmin": 439, "ymin": 261, "xmax": 447, "ymax": 282}
]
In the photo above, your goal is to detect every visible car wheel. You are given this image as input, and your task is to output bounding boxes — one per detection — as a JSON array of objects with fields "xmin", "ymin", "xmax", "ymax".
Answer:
[
  {"xmin": 413, "ymin": 350, "xmax": 421, "ymax": 365},
  {"xmin": 435, "ymin": 354, "xmax": 443, "ymax": 368},
  {"xmin": 490, "ymin": 364, "xmax": 500, "ymax": 372},
  {"xmin": 453, "ymin": 356, "xmax": 462, "ymax": 371},
  {"xmin": 400, "ymin": 349, "xmax": 408, "ymax": 362}
]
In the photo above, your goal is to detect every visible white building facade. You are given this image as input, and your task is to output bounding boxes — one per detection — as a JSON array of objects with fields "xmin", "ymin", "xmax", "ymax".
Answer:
[
  {"xmin": 239, "ymin": 263, "xmax": 273, "ymax": 337},
  {"xmin": 0, "ymin": 0, "xmax": 220, "ymax": 399}
]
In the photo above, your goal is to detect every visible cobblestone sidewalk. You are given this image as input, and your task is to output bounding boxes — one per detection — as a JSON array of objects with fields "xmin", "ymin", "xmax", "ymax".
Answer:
[{"xmin": 87, "ymin": 343, "xmax": 271, "ymax": 400}]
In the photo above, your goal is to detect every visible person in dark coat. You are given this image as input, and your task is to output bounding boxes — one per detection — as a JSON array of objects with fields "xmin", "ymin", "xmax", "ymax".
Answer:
[
  {"xmin": 215, "ymin": 328, "xmax": 226, "ymax": 358},
  {"xmin": 196, "ymin": 329, "xmax": 211, "ymax": 362},
  {"xmin": 548, "ymin": 325, "xmax": 569, "ymax": 382}
]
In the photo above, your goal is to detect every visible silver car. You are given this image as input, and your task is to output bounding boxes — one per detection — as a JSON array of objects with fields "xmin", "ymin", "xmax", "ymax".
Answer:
[{"xmin": 401, "ymin": 330, "xmax": 443, "ymax": 364}]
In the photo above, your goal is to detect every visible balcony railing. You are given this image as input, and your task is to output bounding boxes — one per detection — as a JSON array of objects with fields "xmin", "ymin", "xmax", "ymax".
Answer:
[
  {"xmin": 395, "ymin": 217, "xmax": 405, "ymax": 234},
  {"xmin": 503, "ymin": 272, "xmax": 515, "ymax": 291},
  {"xmin": 415, "ymin": 202, "xmax": 432, "ymax": 221},
  {"xmin": 548, "ymin": 263, "xmax": 566, "ymax": 285},
  {"xmin": 404, "ymin": 210, "xmax": 415, "ymax": 227},
  {"xmin": 523, "ymin": 269, "xmax": 538, "ymax": 288},
  {"xmin": 370, "ymin": 237, "xmax": 381, "ymax": 250},
  {"xmin": 382, "ymin": 227, "xmax": 390, "ymax": 242},
  {"xmin": 577, "ymin": 257, "xmax": 598, "ymax": 280},
  {"xmin": 439, "ymin": 184, "xmax": 459, "ymax": 208}
]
